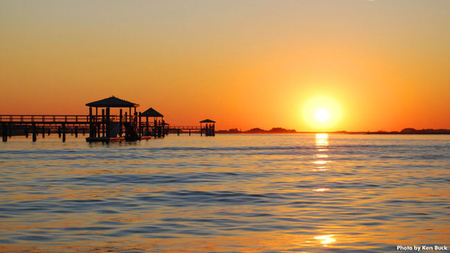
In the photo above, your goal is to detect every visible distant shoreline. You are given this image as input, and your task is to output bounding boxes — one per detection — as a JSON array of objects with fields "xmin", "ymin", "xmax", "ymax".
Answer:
[{"xmin": 216, "ymin": 128, "xmax": 450, "ymax": 135}]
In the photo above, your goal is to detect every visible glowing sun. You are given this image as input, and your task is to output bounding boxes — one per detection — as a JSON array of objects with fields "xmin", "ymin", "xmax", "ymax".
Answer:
[
  {"xmin": 314, "ymin": 109, "xmax": 330, "ymax": 123},
  {"xmin": 302, "ymin": 96, "xmax": 342, "ymax": 130}
]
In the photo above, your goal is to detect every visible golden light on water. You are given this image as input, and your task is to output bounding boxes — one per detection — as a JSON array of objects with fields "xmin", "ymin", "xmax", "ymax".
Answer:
[
  {"xmin": 313, "ymin": 188, "xmax": 330, "ymax": 192},
  {"xmin": 315, "ymin": 153, "xmax": 328, "ymax": 159},
  {"xmin": 315, "ymin": 133, "xmax": 329, "ymax": 147},
  {"xmin": 312, "ymin": 135, "xmax": 335, "ymax": 249},
  {"xmin": 313, "ymin": 134, "xmax": 329, "ymax": 172},
  {"xmin": 314, "ymin": 235, "xmax": 336, "ymax": 246}
]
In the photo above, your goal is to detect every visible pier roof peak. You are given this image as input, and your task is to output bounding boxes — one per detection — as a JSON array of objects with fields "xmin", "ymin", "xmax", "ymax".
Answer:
[
  {"xmin": 200, "ymin": 119, "xmax": 215, "ymax": 123},
  {"xmin": 142, "ymin": 107, "xmax": 163, "ymax": 117},
  {"xmin": 86, "ymin": 96, "xmax": 139, "ymax": 108}
]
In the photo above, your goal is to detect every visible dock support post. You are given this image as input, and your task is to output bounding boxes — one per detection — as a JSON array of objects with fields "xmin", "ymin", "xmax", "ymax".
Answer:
[
  {"xmin": 177, "ymin": 129, "xmax": 180, "ymax": 136},
  {"xmin": 138, "ymin": 112, "xmax": 142, "ymax": 138},
  {"xmin": 62, "ymin": 123, "xmax": 66, "ymax": 143},
  {"xmin": 124, "ymin": 111, "xmax": 127, "ymax": 138},
  {"xmin": 58, "ymin": 127, "xmax": 61, "ymax": 138},
  {"xmin": 75, "ymin": 126, "xmax": 78, "ymax": 137},
  {"xmin": 97, "ymin": 121, "xmax": 100, "ymax": 138},
  {"xmin": 119, "ymin": 109, "xmax": 123, "ymax": 137},
  {"xmin": 101, "ymin": 109, "xmax": 105, "ymax": 138},
  {"xmin": 89, "ymin": 106, "xmax": 93, "ymax": 139},
  {"xmin": 32, "ymin": 123, "xmax": 37, "ymax": 142},
  {"xmin": 146, "ymin": 116, "xmax": 149, "ymax": 136},
  {"xmin": 2, "ymin": 123, "xmax": 7, "ymax": 142},
  {"xmin": 42, "ymin": 125, "xmax": 45, "ymax": 138},
  {"xmin": 157, "ymin": 120, "xmax": 161, "ymax": 138},
  {"xmin": 95, "ymin": 107, "xmax": 99, "ymax": 138},
  {"xmin": 189, "ymin": 129, "xmax": 191, "ymax": 136},
  {"xmin": 25, "ymin": 126, "xmax": 29, "ymax": 138},
  {"xmin": 134, "ymin": 111, "xmax": 138, "ymax": 134},
  {"xmin": 106, "ymin": 107, "xmax": 110, "ymax": 139}
]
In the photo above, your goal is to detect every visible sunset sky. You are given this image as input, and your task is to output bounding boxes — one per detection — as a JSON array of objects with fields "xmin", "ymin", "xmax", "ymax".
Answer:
[{"xmin": 0, "ymin": 0, "xmax": 449, "ymax": 131}]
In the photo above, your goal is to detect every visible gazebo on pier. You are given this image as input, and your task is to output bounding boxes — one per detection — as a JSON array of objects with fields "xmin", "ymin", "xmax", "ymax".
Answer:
[
  {"xmin": 86, "ymin": 96, "xmax": 139, "ymax": 142},
  {"xmin": 200, "ymin": 119, "xmax": 215, "ymax": 136},
  {"xmin": 141, "ymin": 107, "xmax": 165, "ymax": 138}
]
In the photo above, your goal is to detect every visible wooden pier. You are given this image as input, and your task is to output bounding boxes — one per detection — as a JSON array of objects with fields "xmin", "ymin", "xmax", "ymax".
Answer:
[
  {"xmin": 0, "ymin": 115, "xmax": 89, "ymax": 142},
  {"xmin": 200, "ymin": 119, "xmax": 216, "ymax": 136},
  {"xmin": 0, "ymin": 96, "xmax": 216, "ymax": 143}
]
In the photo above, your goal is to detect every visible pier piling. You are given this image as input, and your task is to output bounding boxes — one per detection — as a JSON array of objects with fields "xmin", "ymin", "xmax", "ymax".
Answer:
[
  {"xmin": 62, "ymin": 123, "xmax": 66, "ymax": 143},
  {"xmin": 32, "ymin": 123, "xmax": 37, "ymax": 142},
  {"xmin": 2, "ymin": 123, "xmax": 7, "ymax": 142}
]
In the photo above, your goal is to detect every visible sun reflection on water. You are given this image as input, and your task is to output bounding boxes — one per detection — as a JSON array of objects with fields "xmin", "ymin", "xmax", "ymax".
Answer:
[
  {"xmin": 315, "ymin": 133, "xmax": 329, "ymax": 147},
  {"xmin": 312, "ymin": 133, "xmax": 331, "ymax": 193},
  {"xmin": 314, "ymin": 234, "xmax": 336, "ymax": 246},
  {"xmin": 313, "ymin": 133, "xmax": 329, "ymax": 172},
  {"xmin": 313, "ymin": 188, "xmax": 330, "ymax": 192}
]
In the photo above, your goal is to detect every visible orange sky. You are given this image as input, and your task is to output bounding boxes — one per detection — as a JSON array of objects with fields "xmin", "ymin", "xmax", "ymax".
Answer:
[{"xmin": 0, "ymin": 1, "xmax": 449, "ymax": 131}]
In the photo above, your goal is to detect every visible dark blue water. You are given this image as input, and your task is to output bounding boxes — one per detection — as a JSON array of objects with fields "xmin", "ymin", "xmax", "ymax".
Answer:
[{"xmin": 0, "ymin": 134, "xmax": 449, "ymax": 252}]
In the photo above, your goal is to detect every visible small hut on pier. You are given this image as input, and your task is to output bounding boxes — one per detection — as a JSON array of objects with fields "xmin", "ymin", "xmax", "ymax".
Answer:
[
  {"xmin": 86, "ymin": 96, "xmax": 139, "ymax": 142},
  {"xmin": 141, "ymin": 107, "xmax": 165, "ymax": 138},
  {"xmin": 200, "ymin": 119, "xmax": 215, "ymax": 136}
]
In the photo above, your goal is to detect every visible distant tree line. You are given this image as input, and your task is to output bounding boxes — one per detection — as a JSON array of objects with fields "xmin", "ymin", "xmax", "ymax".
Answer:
[
  {"xmin": 216, "ymin": 127, "xmax": 296, "ymax": 134},
  {"xmin": 367, "ymin": 128, "xmax": 450, "ymax": 134},
  {"xmin": 216, "ymin": 127, "xmax": 450, "ymax": 134}
]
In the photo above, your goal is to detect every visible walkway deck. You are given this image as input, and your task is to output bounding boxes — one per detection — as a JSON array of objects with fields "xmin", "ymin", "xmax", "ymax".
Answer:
[{"xmin": 0, "ymin": 115, "xmax": 205, "ymax": 142}]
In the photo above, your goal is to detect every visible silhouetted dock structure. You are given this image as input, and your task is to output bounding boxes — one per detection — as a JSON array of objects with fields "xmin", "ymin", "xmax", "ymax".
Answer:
[
  {"xmin": 0, "ymin": 96, "xmax": 215, "ymax": 143},
  {"xmin": 200, "ymin": 119, "xmax": 216, "ymax": 136},
  {"xmin": 85, "ymin": 96, "xmax": 141, "ymax": 142},
  {"xmin": 141, "ymin": 107, "xmax": 166, "ymax": 138}
]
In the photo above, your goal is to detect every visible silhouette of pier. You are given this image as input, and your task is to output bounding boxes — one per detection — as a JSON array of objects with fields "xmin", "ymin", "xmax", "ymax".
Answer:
[
  {"xmin": 200, "ymin": 119, "xmax": 216, "ymax": 136},
  {"xmin": 0, "ymin": 96, "xmax": 215, "ymax": 142}
]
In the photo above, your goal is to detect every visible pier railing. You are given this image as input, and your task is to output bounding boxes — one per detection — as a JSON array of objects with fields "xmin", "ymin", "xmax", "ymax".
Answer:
[
  {"xmin": 0, "ymin": 115, "xmax": 90, "ymax": 123},
  {"xmin": 170, "ymin": 126, "xmax": 201, "ymax": 130},
  {"xmin": 0, "ymin": 115, "xmax": 142, "ymax": 124},
  {"xmin": 1, "ymin": 116, "xmax": 204, "ymax": 128}
]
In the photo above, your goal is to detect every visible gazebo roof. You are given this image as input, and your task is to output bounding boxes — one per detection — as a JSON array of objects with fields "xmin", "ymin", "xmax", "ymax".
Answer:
[
  {"xmin": 200, "ymin": 119, "xmax": 215, "ymax": 123},
  {"xmin": 141, "ymin": 107, "xmax": 163, "ymax": 117},
  {"xmin": 86, "ymin": 96, "xmax": 139, "ymax": 108}
]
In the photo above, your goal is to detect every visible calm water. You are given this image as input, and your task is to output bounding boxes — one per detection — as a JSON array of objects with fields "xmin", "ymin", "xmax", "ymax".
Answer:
[{"xmin": 0, "ymin": 134, "xmax": 449, "ymax": 252}]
